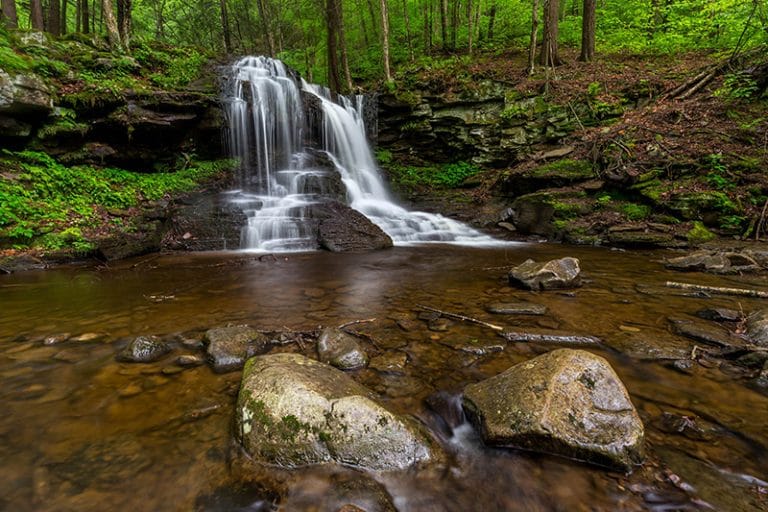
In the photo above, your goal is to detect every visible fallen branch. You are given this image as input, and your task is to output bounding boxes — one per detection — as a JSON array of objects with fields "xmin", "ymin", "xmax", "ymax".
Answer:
[
  {"xmin": 665, "ymin": 281, "xmax": 768, "ymax": 299},
  {"xmin": 338, "ymin": 318, "xmax": 376, "ymax": 330},
  {"xmin": 500, "ymin": 331, "xmax": 601, "ymax": 345},
  {"xmin": 417, "ymin": 304, "xmax": 504, "ymax": 332}
]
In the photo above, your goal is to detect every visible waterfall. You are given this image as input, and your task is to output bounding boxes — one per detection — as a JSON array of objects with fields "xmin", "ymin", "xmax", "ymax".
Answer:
[{"xmin": 222, "ymin": 56, "xmax": 500, "ymax": 252}]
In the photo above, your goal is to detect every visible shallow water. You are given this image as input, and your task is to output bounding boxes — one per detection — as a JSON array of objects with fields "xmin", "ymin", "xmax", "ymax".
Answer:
[{"xmin": 1, "ymin": 244, "xmax": 766, "ymax": 511}]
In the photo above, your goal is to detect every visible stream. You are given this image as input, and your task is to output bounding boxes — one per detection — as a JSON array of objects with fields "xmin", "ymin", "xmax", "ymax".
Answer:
[{"xmin": 1, "ymin": 244, "xmax": 766, "ymax": 511}]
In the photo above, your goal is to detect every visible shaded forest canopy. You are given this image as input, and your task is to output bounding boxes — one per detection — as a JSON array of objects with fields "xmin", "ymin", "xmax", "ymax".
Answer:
[{"xmin": 1, "ymin": 0, "xmax": 767, "ymax": 87}]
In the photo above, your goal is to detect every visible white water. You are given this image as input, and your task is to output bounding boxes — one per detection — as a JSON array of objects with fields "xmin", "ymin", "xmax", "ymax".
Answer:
[{"xmin": 223, "ymin": 56, "xmax": 501, "ymax": 251}]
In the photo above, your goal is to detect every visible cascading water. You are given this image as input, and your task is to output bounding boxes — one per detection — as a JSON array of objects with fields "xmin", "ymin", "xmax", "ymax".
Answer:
[{"xmin": 223, "ymin": 56, "xmax": 501, "ymax": 251}]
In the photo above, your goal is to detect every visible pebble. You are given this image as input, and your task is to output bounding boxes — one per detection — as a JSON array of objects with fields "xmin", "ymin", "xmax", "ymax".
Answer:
[
  {"xmin": 70, "ymin": 332, "xmax": 107, "ymax": 343},
  {"xmin": 176, "ymin": 354, "xmax": 205, "ymax": 367},
  {"xmin": 43, "ymin": 333, "xmax": 71, "ymax": 345}
]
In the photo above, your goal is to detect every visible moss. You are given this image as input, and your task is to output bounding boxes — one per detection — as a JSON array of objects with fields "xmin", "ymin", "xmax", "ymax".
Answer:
[
  {"xmin": 620, "ymin": 203, "xmax": 651, "ymax": 221},
  {"xmin": 686, "ymin": 221, "xmax": 716, "ymax": 245},
  {"xmin": 531, "ymin": 159, "xmax": 594, "ymax": 180}
]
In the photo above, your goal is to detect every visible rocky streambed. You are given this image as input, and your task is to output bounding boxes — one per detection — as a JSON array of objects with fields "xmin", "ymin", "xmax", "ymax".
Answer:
[{"xmin": 1, "ymin": 245, "xmax": 767, "ymax": 511}]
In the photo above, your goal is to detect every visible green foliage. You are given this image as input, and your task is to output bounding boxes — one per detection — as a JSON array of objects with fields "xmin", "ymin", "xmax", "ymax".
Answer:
[
  {"xmin": 716, "ymin": 72, "xmax": 760, "ymax": 100},
  {"xmin": 620, "ymin": 203, "xmax": 652, "ymax": 221},
  {"xmin": 0, "ymin": 151, "xmax": 233, "ymax": 250},
  {"xmin": 385, "ymin": 160, "xmax": 480, "ymax": 191}
]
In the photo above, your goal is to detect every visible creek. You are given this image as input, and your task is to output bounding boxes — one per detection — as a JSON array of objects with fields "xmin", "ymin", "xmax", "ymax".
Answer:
[{"xmin": 0, "ymin": 244, "xmax": 766, "ymax": 511}]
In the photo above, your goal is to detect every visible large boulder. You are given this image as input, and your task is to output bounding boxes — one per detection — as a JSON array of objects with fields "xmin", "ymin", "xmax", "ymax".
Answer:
[
  {"xmin": 746, "ymin": 309, "xmax": 768, "ymax": 346},
  {"xmin": 311, "ymin": 201, "xmax": 393, "ymax": 252},
  {"xmin": 235, "ymin": 353, "xmax": 435, "ymax": 470},
  {"xmin": 317, "ymin": 327, "xmax": 368, "ymax": 370},
  {"xmin": 0, "ymin": 70, "xmax": 53, "ymax": 115},
  {"xmin": 508, "ymin": 257, "xmax": 581, "ymax": 290},
  {"xmin": 204, "ymin": 325, "xmax": 270, "ymax": 373},
  {"xmin": 462, "ymin": 348, "xmax": 644, "ymax": 471}
]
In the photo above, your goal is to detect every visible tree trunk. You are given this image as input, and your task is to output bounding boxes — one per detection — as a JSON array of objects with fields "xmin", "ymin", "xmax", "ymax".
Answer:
[
  {"xmin": 338, "ymin": 0, "xmax": 353, "ymax": 91},
  {"xmin": 527, "ymin": 0, "xmax": 540, "ymax": 74},
  {"xmin": 61, "ymin": 0, "xmax": 68, "ymax": 34},
  {"xmin": 81, "ymin": 0, "xmax": 89, "ymax": 33},
  {"xmin": 540, "ymin": 0, "xmax": 561, "ymax": 66},
  {"xmin": 49, "ymin": 0, "xmax": 61, "ymax": 35},
  {"xmin": 117, "ymin": 0, "xmax": 131, "ymax": 48},
  {"xmin": 487, "ymin": 2, "xmax": 496, "ymax": 40},
  {"xmin": 1, "ymin": 0, "xmax": 18, "ymax": 28},
  {"xmin": 402, "ymin": 0, "xmax": 414, "ymax": 61},
  {"xmin": 450, "ymin": 0, "xmax": 458, "ymax": 49},
  {"xmin": 467, "ymin": 0, "xmax": 473, "ymax": 54},
  {"xmin": 579, "ymin": 0, "xmax": 595, "ymax": 62},
  {"xmin": 326, "ymin": 0, "xmax": 342, "ymax": 93},
  {"xmin": 439, "ymin": 0, "xmax": 448, "ymax": 49},
  {"xmin": 380, "ymin": 0, "xmax": 392, "ymax": 81},
  {"xmin": 219, "ymin": 0, "xmax": 232, "ymax": 53},
  {"xmin": 101, "ymin": 0, "xmax": 121, "ymax": 49},
  {"xmin": 365, "ymin": 0, "xmax": 379, "ymax": 38},
  {"xmin": 255, "ymin": 0, "xmax": 274, "ymax": 56}
]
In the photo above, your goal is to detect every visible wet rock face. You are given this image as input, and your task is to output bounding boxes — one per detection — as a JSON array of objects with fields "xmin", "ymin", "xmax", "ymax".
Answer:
[
  {"xmin": 508, "ymin": 257, "xmax": 582, "ymax": 290},
  {"xmin": 235, "ymin": 353, "xmax": 435, "ymax": 470},
  {"xmin": 311, "ymin": 201, "xmax": 393, "ymax": 252},
  {"xmin": 746, "ymin": 310, "xmax": 768, "ymax": 346},
  {"xmin": 317, "ymin": 327, "xmax": 368, "ymax": 370},
  {"xmin": 116, "ymin": 336, "xmax": 171, "ymax": 363},
  {"xmin": 462, "ymin": 348, "xmax": 644, "ymax": 471},
  {"xmin": 204, "ymin": 325, "xmax": 270, "ymax": 373}
]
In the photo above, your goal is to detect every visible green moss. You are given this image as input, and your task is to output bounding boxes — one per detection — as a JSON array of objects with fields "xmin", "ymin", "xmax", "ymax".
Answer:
[
  {"xmin": 531, "ymin": 159, "xmax": 594, "ymax": 180},
  {"xmin": 620, "ymin": 203, "xmax": 651, "ymax": 221},
  {"xmin": 0, "ymin": 151, "xmax": 234, "ymax": 250},
  {"xmin": 386, "ymin": 160, "xmax": 480, "ymax": 191},
  {"xmin": 686, "ymin": 221, "xmax": 716, "ymax": 245}
]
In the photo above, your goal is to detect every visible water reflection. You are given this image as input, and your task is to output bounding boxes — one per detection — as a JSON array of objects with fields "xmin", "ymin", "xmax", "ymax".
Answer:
[{"xmin": 0, "ymin": 245, "xmax": 766, "ymax": 511}]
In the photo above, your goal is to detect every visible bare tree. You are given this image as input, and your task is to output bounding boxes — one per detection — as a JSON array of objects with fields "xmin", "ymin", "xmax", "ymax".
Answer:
[
  {"xmin": 527, "ymin": 0, "xmax": 540, "ymax": 74},
  {"xmin": 1, "ymin": 0, "xmax": 18, "ymax": 28},
  {"xmin": 381, "ymin": 0, "xmax": 392, "ymax": 81},
  {"xmin": 579, "ymin": 0, "xmax": 596, "ymax": 61},
  {"xmin": 102, "ymin": 0, "xmax": 122, "ymax": 49},
  {"xmin": 540, "ymin": 0, "xmax": 561, "ymax": 66}
]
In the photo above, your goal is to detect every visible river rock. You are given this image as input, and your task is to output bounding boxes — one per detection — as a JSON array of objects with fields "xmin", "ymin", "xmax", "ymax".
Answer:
[
  {"xmin": 746, "ymin": 309, "xmax": 768, "ymax": 346},
  {"xmin": 696, "ymin": 308, "xmax": 742, "ymax": 322},
  {"xmin": 669, "ymin": 318, "xmax": 747, "ymax": 349},
  {"xmin": 311, "ymin": 201, "xmax": 393, "ymax": 252},
  {"xmin": 317, "ymin": 327, "xmax": 369, "ymax": 370},
  {"xmin": 116, "ymin": 336, "xmax": 172, "ymax": 363},
  {"xmin": 486, "ymin": 302, "xmax": 548, "ymax": 315},
  {"xmin": 235, "ymin": 353, "xmax": 435, "ymax": 470},
  {"xmin": 204, "ymin": 325, "xmax": 270, "ymax": 373},
  {"xmin": 664, "ymin": 250, "xmax": 761, "ymax": 274},
  {"xmin": 462, "ymin": 348, "xmax": 644, "ymax": 471},
  {"xmin": 508, "ymin": 257, "xmax": 582, "ymax": 290}
]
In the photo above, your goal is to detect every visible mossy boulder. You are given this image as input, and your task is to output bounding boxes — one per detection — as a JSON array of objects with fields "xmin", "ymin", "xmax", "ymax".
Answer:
[
  {"xmin": 462, "ymin": 349, "xmax": 645, "ymax": 471},
  {"xmin": 235, "ymin": 353, "xmax": 436, "ymax": 470}
]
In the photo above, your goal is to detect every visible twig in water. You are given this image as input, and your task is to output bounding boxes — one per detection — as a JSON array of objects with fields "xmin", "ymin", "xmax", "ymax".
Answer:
[
  {"xmin": 665, "ymin": 281, "xmax": 768, "ymax": 299},
  {"xmin": 500, "ymin": 331, "xmax": 601, "ymax": 345},
  {"xmin": 338, "ymin": 318, "xmax": 376, "ymax": 330},
  {"xmin": 417, "ymin": 304, "xmax": 504, "ymax": 331},
  {"xmin": 343, "ymin": 329, "xmax": 381, "ymax": 349}
]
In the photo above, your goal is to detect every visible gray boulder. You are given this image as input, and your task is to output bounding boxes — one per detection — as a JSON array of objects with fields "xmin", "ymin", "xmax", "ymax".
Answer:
[
  {"xmin": 317, "ymin": 327, "xmax": 368, "ymax": 370},
  {"xmin": 311, "ymin": 201, "xmax": 393, "ymax": 252},
  {"xmin": 508, "ymin": 257, "xmax": 582, "ymax": 290},
  {"xmin": 204, "ymin": 325, "xmax": 269, "ymax": 373},
  {"xmin": 116, "ymin": 336, "xmax": 171, "ymax": 363},
  {"xmin": 665, "ymin": 250, "xmax": 761, "ymax": 274},
  {"xmin": 462, "ymin": 348, "xmax": 644, "ymax": 471},
  {"xmin": 0, "ymin": 70, "xmax": 53, "ymax": 115},
  {"xmin": 235, "ymin": 353, "xmax": 435, "ymax": 470},
  {"xmin": 746, "ymin": 309, "xmax": 768, "ymax": 346}
]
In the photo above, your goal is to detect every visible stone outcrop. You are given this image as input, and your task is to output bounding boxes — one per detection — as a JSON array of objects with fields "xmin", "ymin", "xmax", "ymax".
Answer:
[
  {"xmin": 508, "ymin": 257, "xmax": 582, "ymax": 290},
  {"xmin": 462, "ymin": 349, "xmax": 645, "ymax": 471},
  {"xmin": 235, "ymin": 353, "xmax": 436, "ymax": 470},
  {"xmin": 746, "ymin": 309, "xmax": 768, "ymax": 346}
]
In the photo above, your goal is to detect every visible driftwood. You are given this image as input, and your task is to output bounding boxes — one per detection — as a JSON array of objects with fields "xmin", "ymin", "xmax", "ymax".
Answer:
[
  {"xmin": 416, "ymin": 304, "xmax": 504, "ymax": 331},
  {"xmin": 500, "ymin": 331, "xmax": 602, "ymax": 345},
  {"xmin": 665, "ymin": 281, "xmax": 768, "ymax": 299},
  {"xmin": 338, "ymin": 318, "xmax": 376, "ymax": 330}
]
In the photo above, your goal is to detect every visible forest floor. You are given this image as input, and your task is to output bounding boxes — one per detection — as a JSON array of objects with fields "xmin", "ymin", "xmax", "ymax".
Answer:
[{"xmin": 390, "ymin": 47, "xmax": 768, "ymax": 244}]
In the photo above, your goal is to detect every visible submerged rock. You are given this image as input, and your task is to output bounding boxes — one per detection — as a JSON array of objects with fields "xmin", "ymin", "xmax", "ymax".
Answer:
[
  {"xmin": 235, "ymin": 353, "xmax": 435, "ymax": 470},
  {"xmin": 746, "ymin": 309, "xmax": 768, "ymax": 347},
  {"xmin": 508, "ymin": 257, "xmax": 582, "ymax": 290},
  {"xmin": 665, "ymin": 250, "xmax": 762, "ymax": 274},
  {"xmin": 116, "ymin": 336, "xmax": 171, "ymax": 363},
  {"xmin": 204, "ymin": 325, "xmax": 270, "ymax": 373},
  {"xmin": 462, "ymin": 348, "xmax": 644, "ymax": 471},
  {"xmin": 317, "ymin": 327, "xmax": 368, "ymax": 370},
  {"xmin": 486, "ymin": 302, "xmax": 548, "ymax": 315}
]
